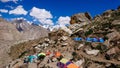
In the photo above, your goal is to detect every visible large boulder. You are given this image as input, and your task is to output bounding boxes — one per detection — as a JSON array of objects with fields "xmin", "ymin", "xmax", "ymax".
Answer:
[{"xmin": 70, "ymin": 12, "xmax": 92, "ymax": 24}]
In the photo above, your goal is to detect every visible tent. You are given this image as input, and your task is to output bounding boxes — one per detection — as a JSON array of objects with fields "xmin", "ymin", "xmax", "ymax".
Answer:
[
  {"xmin": 66, "ymin": 61, "xmax": 72, "ymax": 66},
  {"xmin": 28, "ymin": 55, "xmax": 36, "ymax": 63},
  {"xmin": 38, "ymin": 53, "xmax": 46, "ymax": 60},
  {"xmin": 67, "ymin": 63, "xmax": 78, "ymax": 68},
  {"xmin": 60, "ymin": 58, "xmax": 69, "ymax": 64},
  {"xmin": 38, "ymin": 53, "xmax": 46, "ymax": 57},
  {"xmin": 92, "ymin": 38, "xmax": 99, "ymax": 42},
  {"xmin": 55, "ymin": 51, "xmax": 61, "ymax": 58},
  {"xmin": 86, "ymin": 37, "xmax": 92, "ymax": 42}
]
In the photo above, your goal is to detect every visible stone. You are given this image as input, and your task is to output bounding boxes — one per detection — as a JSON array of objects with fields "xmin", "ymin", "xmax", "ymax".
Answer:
[
  {"xmin": 107, "ymin": 46, "xmax": 120, "ymax": 55},
  {"xmin": 61, "ymin": 42, "xmax": 69, "ymax": 46},
  {"xmin": 75, "ymin": 59, "xmax": 84, "ymax": 67},
  {"xmin": 112, "ymin": 20, "xmax": 120, "ymax": 25},
  {"xmin": 77, "ymin": 44, "xmax": 84, "ymax": 50},
  {"xmin": 60, "ymin": 36, "xmax": 68, "ymax": 41},
  {"xmin": 85, "ymin": 49, "xmax": 100, "ymax": 56},
  {"xmin": 28, "ymin": 63, "xmax": 37, "ymax": 68}
]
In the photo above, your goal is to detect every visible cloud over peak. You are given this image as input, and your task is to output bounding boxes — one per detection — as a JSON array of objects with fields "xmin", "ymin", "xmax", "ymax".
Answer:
[
  {"xmin": 30, "ymin": 7, "xmax": 53, "ymax": 25},
  {"xmin": 9, "ymin": 5, "xmax": 28, "ymax": 15},
  {"xmin": 57, "ymin": 16, "xmax": 70, "ymax": 25}
]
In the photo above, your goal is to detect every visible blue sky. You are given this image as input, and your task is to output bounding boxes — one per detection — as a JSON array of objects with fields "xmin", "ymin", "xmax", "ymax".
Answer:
[{"xmin": 0, "ymin": 0, "xmax": 120, "ymax": 26}]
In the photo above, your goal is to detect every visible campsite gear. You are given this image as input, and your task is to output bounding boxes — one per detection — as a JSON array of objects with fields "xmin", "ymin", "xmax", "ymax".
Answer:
[
  {"xmin": 38, "ymin": 53, "xmax": 46, "ymax": 57},
  {"xmin": 86, "ymin": 37, "xmax": 92, "ymax": 42},
  {"xmin": 38, "ymin": 53, "xmax": 46, "ymax": 60},
  {"xmin": 99, "ymin": 38, "xmax": 104, "ymax": 43},
  {"xmin": 67, "ymin": 63, "xmax": 78, "ymax": 68},
  {"xmin": 24, "ymin": 57, "xmax": 28, "ymax": 63},
  {"xmin": 55, "ymin": 51, "xmax": 61, "ymax": 58},
  {"xmin": 74, "ymin": 37, "xmax": 82, "ymax": 41}
]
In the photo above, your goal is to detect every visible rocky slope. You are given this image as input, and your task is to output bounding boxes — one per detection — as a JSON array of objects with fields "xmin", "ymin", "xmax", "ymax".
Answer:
[
  {"xmin": 4, "ymin": 6, "xmax": 120, "ymax": 68},
  {"xmin": 0, "ymin": 18, "xmax": 21, "ymax": 68},
  {"xmin": 0, "ymin": 18, "xmax": 49, "ymax": 68}
]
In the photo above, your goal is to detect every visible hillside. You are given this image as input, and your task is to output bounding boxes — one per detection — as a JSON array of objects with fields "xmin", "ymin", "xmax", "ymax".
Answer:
[
  {"xmin": 0, "ymin": 18, "xmax": 49, "ymax": 68},
  {"xmin": 6, "ymin": 7, "xmax": 120, "ymax": 68}
]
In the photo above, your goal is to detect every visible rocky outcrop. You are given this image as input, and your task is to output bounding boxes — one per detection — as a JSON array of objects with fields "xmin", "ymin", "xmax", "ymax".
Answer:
[
  {"xmin": 69, "ymin": 12, "xmax": 92, "ymax": 33},
  {"xmin": 70, "ymin": 12, "xmax": 92, "ymax": 24}
]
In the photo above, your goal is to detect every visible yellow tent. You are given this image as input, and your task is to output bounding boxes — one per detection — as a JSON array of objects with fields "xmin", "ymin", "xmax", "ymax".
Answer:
[
  {"xmin": 60, "ymin": 58, "xmax": 69, "ymax": 64},
  {"xmin": 38, "ymin": 53, "xmax": 46, "ymax": 56}
]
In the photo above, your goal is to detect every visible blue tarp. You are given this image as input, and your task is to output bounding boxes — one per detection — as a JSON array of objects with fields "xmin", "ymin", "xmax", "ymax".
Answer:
[
  {"xmin": 74, "ymin": 37, "xmax": 82, "ymax": 41},
  {"xmin": 92, "ymin": 38, "xmax": 99, "ymax": 42},
  {"xmin": 99, "ymin": 38, "xmax": 104, "ymax": 43},
  {"xmin": 73, "ymin": 37, "xmax": 104, "ymax": 43},
  {"xmin": 86, "ymin": 37, "xmax": 92, "ymax": 42}
]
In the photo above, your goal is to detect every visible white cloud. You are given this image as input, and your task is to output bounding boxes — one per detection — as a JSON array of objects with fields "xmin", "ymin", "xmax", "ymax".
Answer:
[
  {"xmin": 5, "ymin": 5, "xmax": 14, "ymax": 9},
  {"xmin": 0, "ymin": 9, "xmax": 8, "ymax": 13},
  {"xmin": 0, "ymin": 14, "xmax": 2, "ymax": 16},
  {"xmin": 38, "ymin": 19, "xmax": 53, "ymax": 25},
  {"xmin": 30, "ymin": 7, "xmax": 53, "ymax": 25},
  {"xmin": 0, "ymin": 0, "xmax": 18, "ymax": 3},
  {"xmin": 57, "ymin": 16, "xmax": 70, "ymax": 26},
  {"xmin": 30, "ymin": 7, "xmax": 53, "ymax": 19},
  {"xmin": 9, "ymin": 5, "xmax": 28, "ymax": 15}
]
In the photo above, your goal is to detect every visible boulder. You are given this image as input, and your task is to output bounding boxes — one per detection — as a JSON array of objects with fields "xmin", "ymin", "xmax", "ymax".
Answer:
[
  {"xmin": 111, "ymin": 20, "xmax": 120, "ymax": 25},
  {"xmin": 85, "ymin": 49, "xmax": 100, "ymax": 56},
  {"xmin": 107, "ymin": 46, "xmax": 120, "ymax": 55},
  {"xmin": 70, "ymin": 12, "xmax": 92, "ymax": 24}
]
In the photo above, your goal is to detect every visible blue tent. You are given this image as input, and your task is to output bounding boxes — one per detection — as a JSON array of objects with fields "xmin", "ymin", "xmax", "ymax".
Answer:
[
  {"xmin": 92, "ymin": 38, "xmax": 99, "ymax": 42},
  {"xmin": 66, "ymin": 61, "xmax": 72, "ymax": 66},
  {"xmin": 86, "ymin": 37, "xmax": 92, "ymax": 42},
  {"xmin": 99, "ymin": 38, "xmax": 104, "ymax": 43},
  {"xmin": 73, "ymin": 37, "xmax": 82, "ymax": 41},
  {"xmin": 28, "ymin": 55, "xmax": 36, "ymax": 63}
]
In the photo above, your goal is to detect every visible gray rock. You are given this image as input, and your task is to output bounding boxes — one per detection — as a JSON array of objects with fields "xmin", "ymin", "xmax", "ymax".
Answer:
[{"xmin": 28, "ymin": 63, "xmax": 37, "ymax": 68}]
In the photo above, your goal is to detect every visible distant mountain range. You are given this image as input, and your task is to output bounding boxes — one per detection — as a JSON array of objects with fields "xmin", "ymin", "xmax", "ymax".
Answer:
[{"xmin": 0, "ymin": 18, "xmax": 49, "ymax": 67}]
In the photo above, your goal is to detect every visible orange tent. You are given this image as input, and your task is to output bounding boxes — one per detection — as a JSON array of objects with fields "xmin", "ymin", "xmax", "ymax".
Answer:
[
  {"xmin": 67, "ymin": 63, "xmax": 78, "ymax": 68},
  {"xmin": 55, "ymin": 52, "xmax": 61, "ymax": 58}
]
